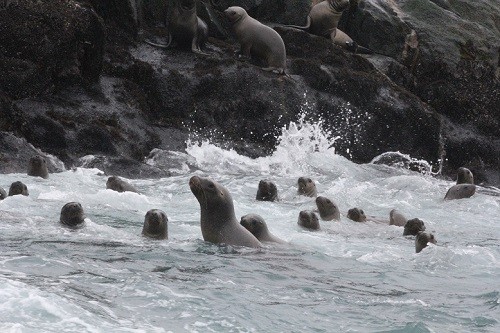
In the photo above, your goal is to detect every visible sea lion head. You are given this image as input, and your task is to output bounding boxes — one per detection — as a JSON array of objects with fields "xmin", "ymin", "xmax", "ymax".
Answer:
[
  {"xmin": 415, "ymin": 232, "xmax": 437, "ymax": 253},
  {"xmin": 347, "ymin": 207, "xmax": 366, "ymax": 222},
  {"xmin": 297, "ymin": 177, "xmax": 317, "ymax": 197},
  {"xmin": 298, "ymin": 210, "xmax": 320, "ymax": 230},
  {"xmin": 240, "ymin": 214, "xmax": 267, "ymax": 238},
  {"xmin": 456, "ymin": 167, "xmax": 474, "ymax": 184},
  {"xmin": 60, "ymin": 202, "xmax": 85, "ymax": 228},
  {"xmin": 28, "ymin": 155, "xmax": 49, "ymax": 179},
  {"xmin": 8, "ymin": 181, "xmax": 29, "ymax": 196},
  {"xmin": 189, "ymin": 176, "xmax": 234, "ymax": 216},
  {"xmin": 106, "ymin": 176, "xmax": 124, "ymax": 192},
  {"xmin": 403, "ymin": 218, "xmax": 426, "ymax": 236},
  {"xmin": 224, "ymin": 6, "xmax": 247, "ymax": 24},
  {"xmin": 316, "ymin": 196, "xmax": 340, "ymax": 220},
  {"xmin": 142, "ymin": 209, "xmax": 168, "ymax": 240},
  {"xmin": 256, "ymin": 180, "xmax": 278, "ymax": 201}
]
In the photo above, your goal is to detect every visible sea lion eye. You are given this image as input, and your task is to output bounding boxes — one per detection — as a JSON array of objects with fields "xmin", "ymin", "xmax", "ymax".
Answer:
[
  {"xmin": 308, "ymin": 179, "xmax": 312, "ymax": 182},
  {"xmin": 360, "ymin": 210, "xmax": 364, "ymax": 215}
]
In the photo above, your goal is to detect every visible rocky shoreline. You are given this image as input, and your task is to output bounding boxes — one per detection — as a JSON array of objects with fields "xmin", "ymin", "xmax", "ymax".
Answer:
[{"xmin": 0, "ymin": 0, "xmax": 498, "ymax": 185}]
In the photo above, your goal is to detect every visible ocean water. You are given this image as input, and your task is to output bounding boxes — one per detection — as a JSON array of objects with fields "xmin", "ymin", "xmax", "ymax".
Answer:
[{"xmin": 1, "ymin": 119, "xmax": 499, "ymax": 333}]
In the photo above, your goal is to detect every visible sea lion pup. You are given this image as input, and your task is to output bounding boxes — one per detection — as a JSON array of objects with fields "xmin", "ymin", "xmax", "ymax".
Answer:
[
  {"xmin": 27, "ymin": 155, "xmax": 49, "ymax": 179},
  {"xmin": 403, "ymin": 218, "xmax": 426, "ymax": 236},
  {"xmin": 389, "ymin": 209, "xmax": 407, "ymax": 227},
  {"xmin": 444, "ymin": 167, "xmax": 476, "ymax": 200},
  {"xmin": 297, "ymin": 177, "xmax": 317, "ymax": 197},
  {"xmin": 298, "ymin": 210, "xmax": 320, "ymax": 230},
  {"xmin": 415, "ymin": 232, "xmax": 437, "ymax": 253},
  {"xmin": 142, "ymin": 209, "xmax": 168, "ymax": 240},
  {"xmin": 240, "ymin": 214, "xmax": 285, "ymax": 243},
  {"xmin": 189, "ymin": 176, "xmax": 262, "ymax": 248},
  {"xmin": 347, "ymin": 207, "xmax": 366, "ymax": 222},
  {"xmin": 0, "ymin": 187, "xmax": 7, "ymax": 200},
  {"xmin": 8, "ymin": 181, "xmax": 29, "ymax": 196},
  {"xmin": 146, "ymin": 0, "xmax": 208, "ymax": 54},
  {"xmin": 59, "ymin": 202, "xmax": 86, "ymax": 227},
  {"xmin": 224, "ymin": 6, "xmax": 287, "ymax": 74},
  {"xmin": 106, "ymin": 176, "xmax": 139, "ymax": 193},
  {"xmin": 316, "ymin": 196, "xmax": 340, "ymax": 221},
  {"xmin": 256, "ymin": 180, "xmax": 278, "ymax": 201}
]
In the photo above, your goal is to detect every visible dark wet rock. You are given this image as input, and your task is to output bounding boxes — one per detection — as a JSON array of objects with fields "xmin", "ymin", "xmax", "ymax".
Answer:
[{"xmin": 78, "ymin": 155, "xmax": 171, "ymax": 179}]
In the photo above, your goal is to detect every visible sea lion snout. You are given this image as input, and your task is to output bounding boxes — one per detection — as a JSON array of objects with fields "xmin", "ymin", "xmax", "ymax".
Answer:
[{"xmin": 189, "ymin": 176, "xmax": 201, "ymax": 188}]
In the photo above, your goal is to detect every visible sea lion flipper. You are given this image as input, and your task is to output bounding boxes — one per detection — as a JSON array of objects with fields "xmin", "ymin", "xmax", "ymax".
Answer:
[{"xmin": 144, "ymin": 33, "xmax": 173, "ymax": 49}]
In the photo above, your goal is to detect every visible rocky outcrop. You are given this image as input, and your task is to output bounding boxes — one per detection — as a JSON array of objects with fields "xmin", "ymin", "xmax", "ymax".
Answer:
[{"xmin": 0, "ymin": 0, "xmax": 498, "ymax": 185}]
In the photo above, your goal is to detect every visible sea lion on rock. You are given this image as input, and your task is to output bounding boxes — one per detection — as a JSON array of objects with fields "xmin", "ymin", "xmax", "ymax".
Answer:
[
  {"xmin": 27, "ymin": 155, "xmax": 49, "ymax": 179},
  {"xmin": 444, "ymin": 167, "xmax": 476, "ymax": 200},
  {"xmin": 189, "ymin": 176, "xmax": 262, "ymax": 248},
  {"xmin": 403, "ymin": 218, "xmax": 426, "ymax": 236},
  {"xmin": 0, "ymin": 187, "xmax": 6, "ymax": 200},
  {"xmin": 224, "ymin": 6, "xmax": 287, "ymax": 74},
  {"xmin": 256, "ymin": 180, "xmax": 278, "ymax": 201},
  {"xmin": 106, "ymin": 176, "xmax": 139, "ymax": 193},
  {"xmin": 60, "ymin": 202, "xmax": 86, "ymax": 227},
  {"xmin": 297, "ymin": 177, "xmax": 317, "ymax": 197},
  {"xmin": 316, "ymin": 196, "xmax": 340, "ymax": 221},
  {"xmin": 298, "ymin": 210, "xmax": 320, "ymax": 230},
  {"xmin": 240, "ymin": 214, "xmax": 285, "ymax": 243},
  {"xmin": 8, "ymin": 181, "xmax": 29, "ymax": 196},
  {"xmin": 389, "ymin": 209, "xmax": 407, "ymax": 227},
  {"xmin": 142, "ymin": 209, "xmax": 168, "ymax": 240},
  {"xmin": 146, "ymin": 0, "xmax": 208, "ymax": 54},
  {"xmin": 347, "ymin": 207, "xmax": 366, "ymax": 222},
  {"xmin": 415, "ymin": 232, "xmax": 437, "ymax": 253}
]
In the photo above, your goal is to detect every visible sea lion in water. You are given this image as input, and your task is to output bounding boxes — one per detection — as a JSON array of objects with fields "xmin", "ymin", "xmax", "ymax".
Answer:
[
  {"xmin": 298, "ymin": 210, "xmax": 320, "ymax": 230},
  {"xmin": 415, "ymin": 232, "xmax": 437, "ymax": 253},
  {"xmin": 297, "ymin": 177, "xmax": 317, "ymax": 197},
  {"xmin": 142, "ymin": 209, "xmax": 168, "ymax": 240},
  {"xmin": 347, "ymin": 207, "xmax": 366, "ymax": 222},
  {"xmin": 240, "ymin": 214, "xmax": 285, "ymax": 243},
  {"xmin": 403, "ymin": 218, "xmax": 426, "ymax": 236},
  {"xmin": 106, "ymin": 176, "xmax": 139, "ymax": 193},
  {"xmin": 8, "ymin": 181, "xmax": 29, "ymax": 196},
  {"xmin": 146, "ymin": 0, "xmax": 208, "ymax": 54},
  {"xmin": 316, "ymin": 196, "xmax": 340, "ymax": 221},
  {"xmin": 0, "ymin": 187, "xmax": 6, "ymax": 200},
  {"xmin": 27, "ymin": 155, "xmax": 49, "ymax": 179},
  {"xmin": 224, "ymin": 6, "xmax": 287, "ymax": 74},
  {"xmin": 285, "ymin": 0, "xmax": 372, "ymax": 54},
  {"xmin": 444, "ymin": 167, "xmax": 476, "ymax": 200},
  {"xmin": 256, "ymin": 180, "xmax": 278, "ymax": 201},
  {"xmin": 59, "ymin": 202, "xmax": 86, "ymax": 227},
  {"xmin": 389, "ymin": 209, "xmax": 407, "ymax": 227},
  {"xmin": 189, "ymin": 176, "xmax": 262, "ymax": 248}
]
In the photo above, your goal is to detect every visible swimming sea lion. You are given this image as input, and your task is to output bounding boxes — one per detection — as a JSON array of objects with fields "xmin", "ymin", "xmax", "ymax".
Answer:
[
  {"xmin": 240, "ymin": 214, "xmax": 285, "ymax": 243},
  {"xmin": 27, "ymin": 155, "xmax": 49, "ymax": 179},
  {"xmin": 297, "ymin": 177, "xmax": 317, "ymax": 197},
  {"xmin": 142, "ymin": 209, "xmax": 168, "ymax": 240},
  {"xmin": 403, "ymin": 218, "xmax": 426, "ymax": 236},
  {"xmin": 8, "ymin": 181, "xmax": 29, "ymax": 196},
  {"xmin": 256, "ymin": 180, "xmax": 278, "ymax": 201},
  {"xmin": 147, "ymin": 0, "xmax": 208, "ymax": 54},
  {"xmin": 0, "ymin": 187, "xmax": 6, "ymax": 200},
  {"xmin": 389, "ymin": 209, "xmax": 407, "ymax": 227},
  {"xmin": 224, "ymin": 6, "xmax": 287, "ymax": 74},
  {"xmin": 106, "ymin": 176, "xmax": 139, "ymax": 193},
  {"xmin": 59, "ymin": 202, "xmax": 86, "ymax": 227},
  {"xmin": 415, "ymin": 232, "xmax": 437, "ymax": 253},
  {"xmin": 347, "ymin": 207, "xmax": 366, "ymax": 222},
  {"xmin": 444, "ymin": 184, "xmax": 476, "ymax": 200},
  {"xmin": 316, "ymin": 196, "xmax": 340, "ymax": 221},
  {"xmin": 456, "ymin": 167, "xmax": 474, "ymax": 184},
  {"xmin": 189, "ymin": 176, "xmax": 262, "ymax": 248},
  {"xmin": 298, "ymin": 210, "xmax": 320, "ymax": 230}
]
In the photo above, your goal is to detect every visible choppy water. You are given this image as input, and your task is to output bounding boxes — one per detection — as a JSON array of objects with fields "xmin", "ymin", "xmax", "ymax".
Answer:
[{"xmin": 1, "ymin": 120, "xmax": 499, "ymax": 333}]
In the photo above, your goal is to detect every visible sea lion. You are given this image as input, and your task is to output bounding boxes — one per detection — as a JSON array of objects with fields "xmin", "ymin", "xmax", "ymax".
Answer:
[
  {"xmin": 224, "ymin": 6, "xmax": 287, "ymax": 74},
  {"xmin": 189, "ymin": 176, "xmax": 262, "ymax": 248},
  {"xmin": 298, "ymin": 210, "xmax": 320, "ymax": 230},
  {"xmin": 106, "ymin": 176, "xmax": 139, "ymax": 193},
  {"xmin": 285, "ymin": 0, "xmax": 372, "ymax": 54},
  {"xmin": 297, "ymin": 177, "xmax": 317, "ymax": 197},
  {"xmin": 415, "ymin": 232, "xmax": 437, "ymax": 253},
  {"xmin": 347, "ymin": 207, "xmax": 366, "ymax": 222},
  {"xmin": 403, "ymin": 218, "xmax": 426, "ymax": 236},
  {"xmin": 27, "ymin": 155, "xmax": 49, "ymax": 179},
  {"xmin": 256, "ymin": 180, "xmax": 278, "ymax": 201},
  {"xmin": 389, "ymin": 209, "xmax": 407, "ymax": 227},
  {"xmin": 59, "ymin": 202, "xmax": 86, "ymax": 227},
  {"xmin": 8, "ymin": 181, "xmax": 29, "ymax": 196},
  {"xmin": 456, "ymin": 167, "xmax": 474, "ymax": 184},
  {"xmin": 240, "ymin": 214, "xmax": 285, "ymax": 243},
  {"xmin": 146, "ymin": 0, "xmax": 208, "ymax": 54},
  {"xmin": 316, "ymin": 196, "xmax": 340, "ymax": 221},
  {"xmin": 142, "ymin": 209, "xmax": 168, "ymax": 240},
  {"xmin": 444, "ymin": 167, "xmax": 476, "ymax": 200},
  {"xmin": 0, "ymin": 187, "xmax": 6, "ymax": 200}
]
